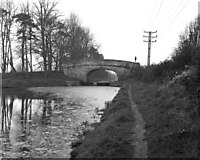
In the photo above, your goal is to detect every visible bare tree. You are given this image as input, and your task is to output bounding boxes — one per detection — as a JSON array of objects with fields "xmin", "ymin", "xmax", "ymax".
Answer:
[
  {"xmin": 33, "ymin": 0, "xmax": 58, "ymax": 72},
  {"xmin": 67, "ymin": 13, "xmax": 103, "ymax": 61},
  {"xmin": 0, "ymin": 0, "xmax": 17, "ymax": 73},
  {"xmin": 52, "ymin": 20, "xmax": 70, "ymax": 71},
  {"xmin": 172, "ymin": 15, "xmax": 200, "ymax": 68},
  {"xmin": 1, "ymin": 1, "xmax": 103, "ymax": 73},
  {"xmin": 27, "ymin": 3, "xmax": 38, "ymax": 72},
  {"xmin": 13, "ymin": 2, "xmax": 38, "ymax": 72}
]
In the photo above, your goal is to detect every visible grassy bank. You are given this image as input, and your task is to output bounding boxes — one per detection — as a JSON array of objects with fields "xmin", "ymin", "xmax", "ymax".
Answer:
[
  {"xmin": 2, "ymin": 71, "xmax": 76, "ymax": 88},
  {"xmin": 70, "ymin": 86, "xmax": 136, "ymax": 158},
  {"xmin": 70, "ymin": 78, "xmax": 198, "ymax": 158},
  {"xmin": 130, "ymin": 80, "xmax": 198, "ymax": 158}
]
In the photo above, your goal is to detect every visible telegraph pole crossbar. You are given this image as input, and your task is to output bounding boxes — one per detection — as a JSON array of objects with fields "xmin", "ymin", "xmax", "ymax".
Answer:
[{"xmin": 143, "ymin": 31, "xmax": 157, "ymax": 66}]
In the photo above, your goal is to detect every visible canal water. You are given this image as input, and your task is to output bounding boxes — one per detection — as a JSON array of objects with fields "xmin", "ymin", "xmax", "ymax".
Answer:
[{"xmin": 0, "ymin": 86, "xmax": 119, "ymax": 158}]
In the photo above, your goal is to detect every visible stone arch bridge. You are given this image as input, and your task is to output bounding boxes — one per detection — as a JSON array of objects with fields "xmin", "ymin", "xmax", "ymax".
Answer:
[{"xmin": 63, "ymin": 59, "xmax": 140, "ymax": 82}]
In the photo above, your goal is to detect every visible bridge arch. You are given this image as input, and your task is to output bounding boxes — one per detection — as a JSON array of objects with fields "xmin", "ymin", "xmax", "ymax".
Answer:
[
  {"xmin": 63, "ymin": 59, "xmax": 140, "ymax": 82},
  {"xmin": 86, "ymin": 68, "xmax": 118, "ymax": 82}
]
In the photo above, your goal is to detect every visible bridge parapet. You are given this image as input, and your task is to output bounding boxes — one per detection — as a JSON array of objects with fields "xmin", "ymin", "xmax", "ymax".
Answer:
[
  {"xmin": 63, "ymin": 59, "xmax": 140, "ymax": 82},
  {"xmin": 63, "ymin": 59, "xmax": 139, "ymax": 69}
]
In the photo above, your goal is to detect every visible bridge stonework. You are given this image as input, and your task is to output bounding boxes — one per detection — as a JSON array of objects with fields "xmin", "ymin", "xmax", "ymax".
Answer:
[{"xmin": 63, "ymin": 59, "xmax": 140, "ymax": 82}]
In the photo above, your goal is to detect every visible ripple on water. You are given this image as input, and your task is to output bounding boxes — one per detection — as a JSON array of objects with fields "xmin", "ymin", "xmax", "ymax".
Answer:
[{"xmin": 1, "ymin": 86, "xmax": 119, "ymax": 158}]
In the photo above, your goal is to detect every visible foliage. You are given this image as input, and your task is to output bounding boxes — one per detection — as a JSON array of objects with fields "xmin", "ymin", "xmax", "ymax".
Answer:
[
  {"xmin": 131, "ymin": 15, "xmax": 199, "ymax": 94},
  {"xmin": 13, "ymin": 9, "xmax": 38, "ymax": 72},
  {"xmin": 171, "ymin": 16, "xmax": 200, "ymax": 69},
  {"xmin": 0, "ymin": 1, "xmax": 17, "ymax": 73},
  {"xmin": 0, "ymin": 0, "xmax": 103, "ymax": 73}
]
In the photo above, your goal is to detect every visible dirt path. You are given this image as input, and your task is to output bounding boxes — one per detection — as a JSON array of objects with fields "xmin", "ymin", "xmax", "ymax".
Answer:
[{"xmin": 127, "ymin": 83, "xmax": 148, "ymax": 158}]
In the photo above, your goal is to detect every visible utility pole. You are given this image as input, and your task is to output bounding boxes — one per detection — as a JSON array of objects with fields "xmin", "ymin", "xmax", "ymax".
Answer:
[
  {"xmin": 197, "ymin": 2, "xmax": 200, "ymax": 56},
  {"xmin": 143, "ymin": 31, "xmax": 157, "ymax": 66}
]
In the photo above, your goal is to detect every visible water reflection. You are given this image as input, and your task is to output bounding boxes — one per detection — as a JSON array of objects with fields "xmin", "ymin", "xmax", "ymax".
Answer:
[
  {"xmin": 0, "ymin": 95, "xmax": 55, "ymax": 158},
  {"xmin": 1, "ymin": 96, "xmax": 14, "ymax": 135},
  {"xmin": 1, "ymin": 96, "xmax": 53, "ymax": 133},
  {"xmin": 0, "ymin": 93, "xmax": 101, "ymax": 158},
  {"xmin": 1, "ymin": 86, "xmax": 119, "ymax": 158}
]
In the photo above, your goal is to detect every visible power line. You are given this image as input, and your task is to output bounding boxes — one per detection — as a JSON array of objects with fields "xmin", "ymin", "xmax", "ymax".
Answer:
[
  {"xmin": 165, "ymin": 0, "xmax": 185, "ymax": 23},
  {"xmin": 151, "ymin": 0, "xmax": 164, "ymax": 27},
  {"xmin": 143, "ymin": 31, "xmax": 157, "ymax": 66},
  {"xmin": 147, "ymin": 0, "xmax": 158, "ymax": 28},
  {"xmin": 166, "ymin": 0, "xmax": 190, "ymax": 30},
  {"xmin": 148, "ymin": 0, "xmax": 158, "ymax": 27},
  {"xmin": 160, "ymin": 0, "xmax": 190, "ymax": 38},
  {"xmin": 158, "ymin": 0, "xmax": 185, "ymax": 31}
]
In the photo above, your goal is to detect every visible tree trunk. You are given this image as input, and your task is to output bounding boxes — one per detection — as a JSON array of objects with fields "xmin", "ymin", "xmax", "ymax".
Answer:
[
  {"xmin": 5, "ymin": 25, "xmax": 9, "ymax": 73},
  {"xmin": 25, "ymin": 39, "xmax": 29, "ymax": 72},
  {"xmin": 29, "ymin": 27, "xmax": 33, "ymax": 72},
  {"xmin": 2, "ymin": 37, "xmax": 6, "ymax": 73},
  {"xmin": 1, "ymin": 20, "xmax": 6, "ymax": 73},
  {"xmin": 29, "ymin": 40, "xmax": 32, "ymax": 72},
  {"xmin": 21, "ymin": 28, "xmax": 26, "ymax": 72},
  {"xmin": 55, "ymin": 60, "xmax": 58, "ymax": 71},
  {"xmin": 59, "ymin": 51, "xmax": 63, "ymax": 71},
  {"xmin": 48, "ymin": 33, "xmax": 52, "ymax": 71},
  {"xmin": 8, "ymin": 38, "xmax": 16, "ymax": 72},
  {"xmin": 40, "ymin": 4, "xmax": 47, "ymax": 72},
  {"xmin": 46, "ymin": 35, "xmax": 50, "ymax": 71},
  {"xmin": 21, "ymin": 41, "xmax": 25, "ymax": 72}
]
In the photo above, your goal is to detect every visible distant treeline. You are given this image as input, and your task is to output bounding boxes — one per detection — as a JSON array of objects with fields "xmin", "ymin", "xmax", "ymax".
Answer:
[
  {"xmin": 131, "ymin": 15, "xmax": 199, "ymax": 93},
  {"xmin": 1, "ymin": 0, "xmax": 103, "ymax": 73}
]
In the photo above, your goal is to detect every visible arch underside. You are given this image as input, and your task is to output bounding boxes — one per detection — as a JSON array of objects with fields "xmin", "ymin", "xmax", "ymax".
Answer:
[
  {"xmin": 85, "ymin": 65, "xmax": 131, "ymax": 82},
  {"xmin": 86, "ymin": 68, "xmax": 118, "ymax": 82}
]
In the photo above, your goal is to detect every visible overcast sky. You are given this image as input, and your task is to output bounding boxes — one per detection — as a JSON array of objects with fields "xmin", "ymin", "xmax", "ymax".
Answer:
[
  {"xmin": 10, "ymin": 0, "xmax": 200, "ymax": 65},
  {"xmin": 56, "ymin": 0, "xmax": 199, "ymax": 65}
]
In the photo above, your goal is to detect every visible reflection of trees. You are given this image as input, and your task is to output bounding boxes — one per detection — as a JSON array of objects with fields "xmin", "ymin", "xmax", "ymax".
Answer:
[
  {"xmin": 1, "ymin": 97, "xmax": 34, "ymax": 137},
  {"xmin": 1, "ymin": 97, "xmax": 53, "ymax": 135},
  {"xmin": 1, "ymin": 95, "xmax": 54, "ymax": 155},
  {"xmin": 1, "ymin": 95, "xmax": 14, "ymax": 135},
  {"xmin": 20, "ymin": 98, "xmax": 33, "ymax": 136},
  {"xmin": 41, "ymin": 99, "xmax": 52, "ymax": 125}
]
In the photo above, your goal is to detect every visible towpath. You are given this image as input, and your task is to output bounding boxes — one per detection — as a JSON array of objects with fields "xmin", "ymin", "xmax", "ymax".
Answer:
[{"xmin": 127, "ymin": 83, "xmax": 148, "ymax": 158}]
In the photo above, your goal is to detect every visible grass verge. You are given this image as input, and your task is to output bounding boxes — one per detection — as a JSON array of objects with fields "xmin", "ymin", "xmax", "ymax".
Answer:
[
  {"xmin": 70, "ymin": 87, "xmax": 135, "ymax": 158},
  {"xmin": 129, "ymin": 80, "xmax": 198, "ymax": 158},
  {"xmin": 70, "ymin": 79, "xmax": 198, "ymax": 158},
  {"xmin": 2, "ymin": 71, "xmax": 75, "ymax": 88}
]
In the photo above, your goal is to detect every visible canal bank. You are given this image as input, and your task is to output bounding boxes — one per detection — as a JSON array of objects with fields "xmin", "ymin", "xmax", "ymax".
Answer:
[
  {"xmin": 70, "ymin": 80, "xmax": 198, "ymax": 158},
  {"xmin": 2, "ymin": 71, "xmax": 77, "ymax": 89},
  {"xmin": 2, "ymin": 71, "xmax": 122, "ymax": 89},
  {"xmin": 70, "ymin": 83, "xmax": 148, "ymax": 158}
]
